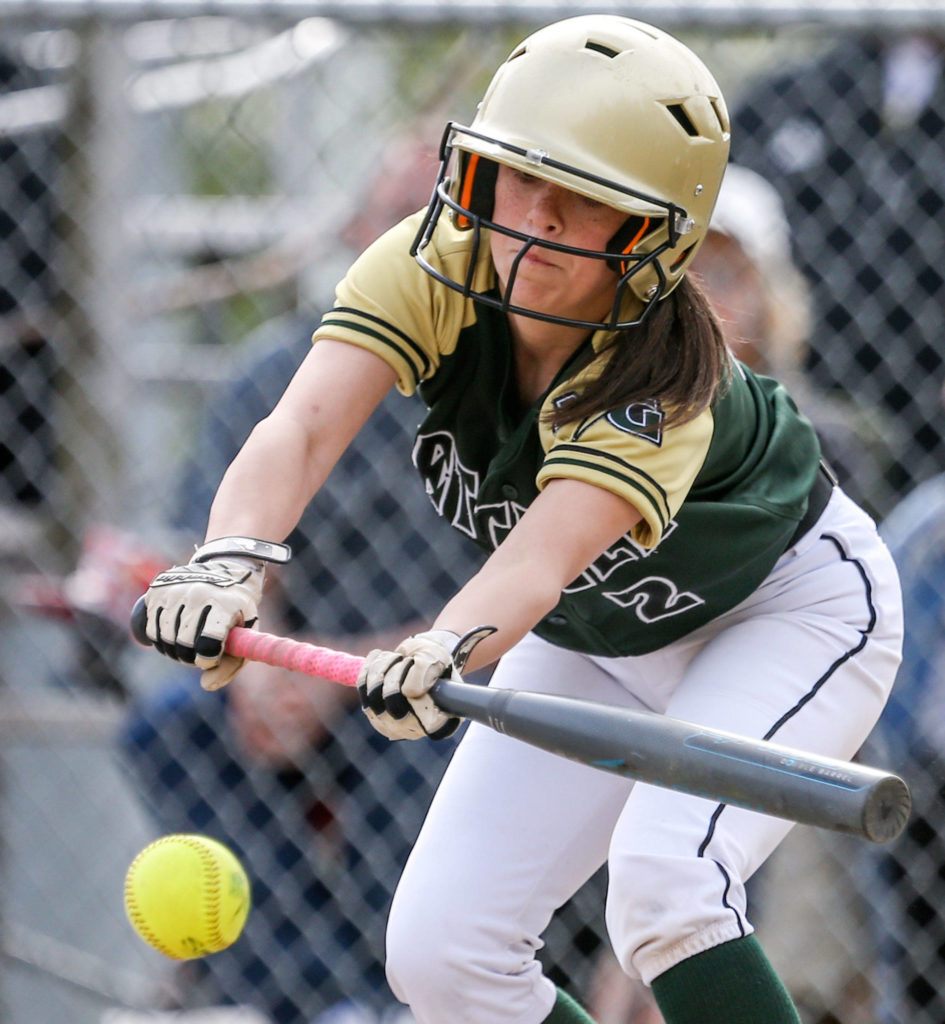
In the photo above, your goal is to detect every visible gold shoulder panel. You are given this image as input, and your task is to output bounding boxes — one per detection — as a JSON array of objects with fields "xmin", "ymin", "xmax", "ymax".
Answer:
[
  {"xmin": 312, "ymin": 213, "xmax": 489, "ymax": 394},
  {"xmin": 537, "ymin": 373, "xmax": 713, "ymax": 549}
]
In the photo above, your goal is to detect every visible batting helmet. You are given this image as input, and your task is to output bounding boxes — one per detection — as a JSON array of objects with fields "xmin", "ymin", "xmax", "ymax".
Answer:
[{"xmin": 412, "ymin": 15, "xmax": 731, "ymax": 330}]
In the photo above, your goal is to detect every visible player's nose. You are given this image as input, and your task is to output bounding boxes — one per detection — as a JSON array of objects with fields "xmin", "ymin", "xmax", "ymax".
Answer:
[{"xmin": 525, "ymin": 182, "xmax": 567, "ymax": 234}]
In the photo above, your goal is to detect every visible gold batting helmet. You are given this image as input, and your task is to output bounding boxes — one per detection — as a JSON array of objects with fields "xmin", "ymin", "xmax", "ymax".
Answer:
[{"xmin": 412, "ymin": 15, "xmax": 731, "ymax": 330}]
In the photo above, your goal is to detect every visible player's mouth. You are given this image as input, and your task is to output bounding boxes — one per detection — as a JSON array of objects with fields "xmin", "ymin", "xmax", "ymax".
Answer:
[{"xmin": 516, "ymin": 244, "xmax": 558, "ymax": 268}]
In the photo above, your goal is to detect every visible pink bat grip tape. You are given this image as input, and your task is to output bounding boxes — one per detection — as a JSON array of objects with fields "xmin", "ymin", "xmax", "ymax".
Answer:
[{"xmin": 225, "ymin": 627, "xmax": 364, "ymax": 687}]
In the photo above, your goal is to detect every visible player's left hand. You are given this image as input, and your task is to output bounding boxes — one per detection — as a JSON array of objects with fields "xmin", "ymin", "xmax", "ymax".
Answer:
[
  {"xmin": 358, "ymin": 626, "xmax": 495, "ymax": 741},
  {"xmin": 137, "ymin": 536, "xmax": 291, "ymax": 692},
  {"xmin": 143, "ymin": 556, "xmax": 265, "ymax": 691}
]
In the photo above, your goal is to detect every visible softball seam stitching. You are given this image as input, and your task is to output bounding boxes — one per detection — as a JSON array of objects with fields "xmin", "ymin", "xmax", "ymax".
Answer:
[{"xmin": 124, "ymin": 835, "xmax": 228, "ymax": 959}]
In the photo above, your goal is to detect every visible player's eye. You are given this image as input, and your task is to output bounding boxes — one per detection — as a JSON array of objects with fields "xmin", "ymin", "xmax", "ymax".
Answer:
[
  {"xmin": 577, "ymin": 193, "xmax": 607, "ymax": 211},
  {"xmin": 513, "ymin": 169, "xmax": 539, "ymax": 185}
]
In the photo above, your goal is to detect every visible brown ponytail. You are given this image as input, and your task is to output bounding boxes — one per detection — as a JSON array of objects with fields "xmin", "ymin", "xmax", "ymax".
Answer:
[{"xmin": 547, "ymin": 275, "xmax": 731, "ymax": 432}]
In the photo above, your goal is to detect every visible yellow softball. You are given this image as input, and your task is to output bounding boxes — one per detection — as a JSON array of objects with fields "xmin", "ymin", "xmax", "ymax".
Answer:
[{"xmin": 124, "ymin": 834, "xmax": 251, "ymax": 960}]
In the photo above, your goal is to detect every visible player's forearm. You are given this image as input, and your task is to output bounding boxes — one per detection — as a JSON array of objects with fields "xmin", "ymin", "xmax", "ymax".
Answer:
[
  {"xmin": 431, "ymin": 479, "xmax": 642, "ymax": 672},
  {"xmin": 432, "ymin": 563, "xmax": 563, "ymax": 672},
  {"xmin": 204, "ymin": 413, "xmax": 330, "ymax": 544},
  {"xmin": 205, "ymin": 340, "xmax": 397, "ymax": 546}
]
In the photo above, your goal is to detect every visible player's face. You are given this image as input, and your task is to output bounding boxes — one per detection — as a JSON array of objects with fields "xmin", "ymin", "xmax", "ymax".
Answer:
[{"xmin": 490, "ymin": 164, "xmax": 627, "ymax": 327}]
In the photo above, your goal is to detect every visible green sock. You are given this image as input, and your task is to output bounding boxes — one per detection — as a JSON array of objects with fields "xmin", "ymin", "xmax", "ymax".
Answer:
[
  {"xmin": 542, "ymin": 985, "xmax": 599, "ymax": 1023},
  {"xmin": 651, "ymin": 935, "xmax": 801, "ymax": 1024}
]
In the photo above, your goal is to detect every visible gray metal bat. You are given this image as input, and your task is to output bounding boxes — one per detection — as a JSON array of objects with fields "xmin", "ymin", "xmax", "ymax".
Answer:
[
  {"xmin": 431, "ymin": 680, "xmax": 910, "ymax": 843},
  {"xmin": 130, "ymin": 602, "xmax": 911, "ymax": 843}
]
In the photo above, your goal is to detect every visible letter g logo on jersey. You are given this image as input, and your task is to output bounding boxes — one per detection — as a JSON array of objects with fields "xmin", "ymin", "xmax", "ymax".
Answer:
[
  {"xmin": 572, "ymin": 399, "xmax": 664, "ymax": 446},
  {"xmin": 606, "ymin": 400, "xmax": 663, "ymax": 446}
]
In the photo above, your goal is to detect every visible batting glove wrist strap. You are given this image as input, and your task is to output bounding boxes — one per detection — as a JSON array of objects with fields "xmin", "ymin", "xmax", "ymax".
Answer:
[
  {"xmin": 357, "ymin": 625, "xmax": 496, "ymax": 742},
  {"xmin": 443, "ymin": 624, "xmax": 497, "ymax": 672},
  {"xmin": 192, "ymin": 536, "xmax": 292, "ymax": 565}
]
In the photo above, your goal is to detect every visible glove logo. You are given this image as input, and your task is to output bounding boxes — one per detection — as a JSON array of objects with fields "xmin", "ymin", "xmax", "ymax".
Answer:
[{"xmin": 150, "ymin": 569, "xmax": 241, "ymax": 588}]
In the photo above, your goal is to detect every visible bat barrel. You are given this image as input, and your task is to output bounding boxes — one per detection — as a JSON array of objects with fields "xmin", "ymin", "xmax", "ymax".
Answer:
[{"xmin": 432, "ymin": 679, "xmax": 911, "ymax": 843}]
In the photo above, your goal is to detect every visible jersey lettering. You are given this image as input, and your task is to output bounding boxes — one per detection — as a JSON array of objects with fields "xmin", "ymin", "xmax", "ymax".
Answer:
[
  {"xmin": 602, "ymin": 576, "xmax": 705, "ymax": 623},
  {"xmin": 475, "ymin": 500, "xmax": 528, "ymax": 548},
  {"xmin": 413, "ymin": 430, "xmax": 479, "ymax": 538},
  {"xmin": 564, "ymin": 539, "xmax": 642, "ymax": 594},
  {"xmin": 413, "ymin": 428, "xmax": 703, "ymax": 630},
  {"xmin": 550, "ymin": 391, "xmax": 579, "ymax": 433},
  {"xmin": 412, "ymin": 430, "xmax": 527, "ymax": 547},
  {"xmin": 564, "ymin": 521, "xmax": 679, "ymax": 594},
  {"xmin": 607, "ymin": 400, "xmax": 663, "ymax": 445}
]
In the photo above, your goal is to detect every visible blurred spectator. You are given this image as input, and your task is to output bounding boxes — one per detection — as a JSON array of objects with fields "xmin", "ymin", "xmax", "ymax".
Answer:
[
  {"xmin": 691, "ymin": 162, "xmax": 902, "ymax": 522},
  {"xmin": 730, "ymin": 46, "xmax": 945, "ymax": 1011},
  {"xmin": 730, "ymin": 31, "xmax": 945, "ymax": 505},
  {"xmin": 870, "ymin": 410, "xmax": 945, "ymax": 1024},
  {"xmin": 14, "ymin": 522, "xmax": 169, "ymax": 699},
  {"xmin": 698, "ymin": 164, "xmax": 892, "ymax": 1022},
  {"xmin": 118, "ymin": 129, "xmax": 489, "ymax": 1022}
]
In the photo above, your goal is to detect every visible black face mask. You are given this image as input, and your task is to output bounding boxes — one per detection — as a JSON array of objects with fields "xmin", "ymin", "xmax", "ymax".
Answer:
[{"xmin": 409, "ymin": 123, "xmax": 695, "ymax": 332}]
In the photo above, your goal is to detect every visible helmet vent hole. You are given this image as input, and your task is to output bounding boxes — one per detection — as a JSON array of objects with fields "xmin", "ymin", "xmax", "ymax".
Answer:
[
  {"xmin": 666, "ymin": 103, "xmax": 699, "ymax": 137},
  {"xmin": 709, "ymin": 97, "xmax": 728, "ymax": 134},
  {"xmin": 584, "ymin": 40, "xmax": 620, "ymax": 58},
  {"xmin": 671, "ymin": 244, "xmax": 696, "ymax": 270}
]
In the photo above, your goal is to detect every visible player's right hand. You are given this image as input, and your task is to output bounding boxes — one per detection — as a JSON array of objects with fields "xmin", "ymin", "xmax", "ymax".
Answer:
[
  {"xmin": 357, "ymin": 625, "xmax": 497, "ymax": 741},
  {"xmin": 142, "ymin": 556, "xmax": 265, "ymax": 691},
  {"xmin": 358, "ymin": 630, "xmax": 465, "ymax": 741}
]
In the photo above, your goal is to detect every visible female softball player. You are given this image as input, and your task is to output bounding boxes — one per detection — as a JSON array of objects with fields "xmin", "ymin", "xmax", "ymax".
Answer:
[{"xmin": 141, "ymin": 16, "xmax": 903, "ymax": 1024}]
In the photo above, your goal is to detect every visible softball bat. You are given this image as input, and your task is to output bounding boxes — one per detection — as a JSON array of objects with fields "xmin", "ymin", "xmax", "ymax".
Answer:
[{"xmin": 130, "ymin": 600, "xmax": 910, "ymax": 843}]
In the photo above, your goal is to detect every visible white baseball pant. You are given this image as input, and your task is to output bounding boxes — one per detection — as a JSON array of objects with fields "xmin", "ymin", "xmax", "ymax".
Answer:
[{"xmin": 385, "ymin": 487, "xmax": 903, "ymax": 1024}]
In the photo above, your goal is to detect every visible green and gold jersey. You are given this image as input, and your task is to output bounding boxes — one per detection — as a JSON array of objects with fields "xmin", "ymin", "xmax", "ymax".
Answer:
[{"xmin": 313, "ymin": 212, "xmax": 822, "ymax": 656}]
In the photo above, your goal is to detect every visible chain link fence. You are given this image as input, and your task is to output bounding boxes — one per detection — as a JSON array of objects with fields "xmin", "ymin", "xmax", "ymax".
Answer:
[{"xmin": 0, "ymin": 3, "xmax": 943, "ymax": 1022}]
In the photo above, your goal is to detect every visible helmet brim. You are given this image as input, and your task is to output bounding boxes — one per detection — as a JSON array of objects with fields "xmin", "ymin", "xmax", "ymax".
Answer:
[{"xmin": 448, "ymin": 123, "xmax": 675, "ymax": 223}]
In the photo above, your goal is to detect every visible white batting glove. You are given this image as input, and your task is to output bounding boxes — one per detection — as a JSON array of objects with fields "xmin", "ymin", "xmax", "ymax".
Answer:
[
  {"xmin": 142, "ymin": 536, "xmax": 290, "ymax": 691},
  {"xmin": 357, "ymin": 626, "xmax": 495, "ymax": 741}
]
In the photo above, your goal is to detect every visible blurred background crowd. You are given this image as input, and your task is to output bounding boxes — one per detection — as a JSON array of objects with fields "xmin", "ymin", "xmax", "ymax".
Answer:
[{"xmin": 0, "ymin": 3, "xmax": 944, "ymax": 1023}]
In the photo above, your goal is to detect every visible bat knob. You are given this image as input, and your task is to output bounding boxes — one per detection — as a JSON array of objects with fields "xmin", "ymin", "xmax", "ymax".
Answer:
[
  {"xmin": 130, "ymin": 595, "xmax": 152, "ymax": 647},
  {"xmin": 864, "ymin": 775, "xmax": 912, "ymax": 844}
]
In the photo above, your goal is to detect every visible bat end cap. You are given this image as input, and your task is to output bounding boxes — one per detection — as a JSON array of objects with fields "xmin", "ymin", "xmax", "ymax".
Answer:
[{"xmin": 863, "ymin": 775, "xmax": 912, "ymax": 843}]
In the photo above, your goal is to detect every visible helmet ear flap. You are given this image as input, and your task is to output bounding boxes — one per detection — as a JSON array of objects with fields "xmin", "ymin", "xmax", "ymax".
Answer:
[
  {"xmin": 454, "ymin": 153, "xmax": 499, "ymax": 229},
  {"xmin": 606, "ymin": 215, "xmax": 655, "ymax": 274}
]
